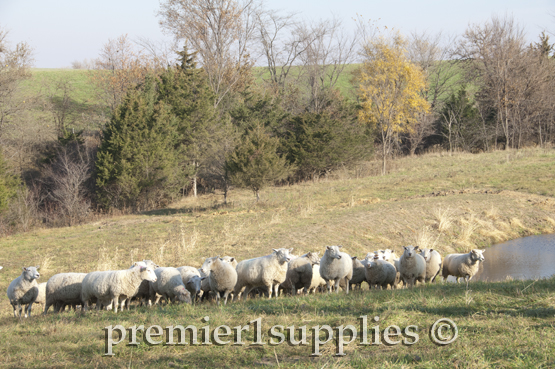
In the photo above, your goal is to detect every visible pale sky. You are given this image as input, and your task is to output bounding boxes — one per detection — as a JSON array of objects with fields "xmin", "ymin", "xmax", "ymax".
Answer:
[{"xmin": 0, "ymin": 0, "xmax": 553, "ymax": 68}]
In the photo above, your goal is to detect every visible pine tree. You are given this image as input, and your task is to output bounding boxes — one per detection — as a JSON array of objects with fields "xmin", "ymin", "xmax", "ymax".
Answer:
[
  {"xmin": 225, "ymin": 125, "xmax": 293, "ymax": 201},
  {"xmin": 157, "ymin": 46, "xmax": 219, "ymax": 197},
  {"xmin": 95, "ymin": 75, "xmax": 181, "ymax": 210}
]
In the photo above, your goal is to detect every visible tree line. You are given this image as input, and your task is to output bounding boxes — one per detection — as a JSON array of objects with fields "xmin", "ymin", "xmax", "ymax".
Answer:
[{"xmin": 0, "ymin": 4, "xmax": 554, "ymax": 233}]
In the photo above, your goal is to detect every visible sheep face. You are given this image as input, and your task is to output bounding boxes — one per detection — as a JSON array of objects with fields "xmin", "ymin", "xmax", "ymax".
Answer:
[
  {"xmin": 176, "ymin": 286, "xmax": 192, "ymax": 304},
  {"xmin": 140, "ymin": 267, "xmax": 157, "ymax": 282},
  {"xmin": 403, "ymin": 246, "xmax": 419, "ymax": 259},
  {"xmin": 470, "ymin": 249, "xmax": 485, "ymax": 262},
  {"xmin": 419, "ymin": 248, "xmax": 433, "ymax": 261},
  {"xmin": 272, "ymin": 248, "xmax": 293, "ymax": 264},
  {"xmin": 186, "ymin": 276, "xmax": 202, "ymax": 297},
  {"xmin": 200, "ymin": 257, "xmax": 215, "ymax": 275},
  {"xmin": 325, "ymin": 245, "xmax": 343, "ymax": 260},
  {"xmin": 23, "ymin": 266, "xmax": 40, "ymax": 281},
  {"xmin": 305, "ymin": 252, "xmax": 320, "ymax": 265}
]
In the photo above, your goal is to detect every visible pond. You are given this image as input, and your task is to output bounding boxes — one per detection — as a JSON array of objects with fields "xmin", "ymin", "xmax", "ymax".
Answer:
[{"xmin": 469, "ymin": 233, "xmax": 555, "ymax": 282}]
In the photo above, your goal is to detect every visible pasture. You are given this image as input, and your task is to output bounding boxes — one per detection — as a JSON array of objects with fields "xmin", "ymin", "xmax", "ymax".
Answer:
[{"xmin": 1, "ymin": 148, "xmax": 555, "ymax": 368}]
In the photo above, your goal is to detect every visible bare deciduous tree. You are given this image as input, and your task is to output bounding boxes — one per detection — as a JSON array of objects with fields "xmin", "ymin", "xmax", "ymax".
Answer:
[
  {"xmin": 44, "ymin": 143, "xmax": 94, "ymax": 226},
  {"xmin": 458, "ymin": 15, "xmax": 527, "ymax": 150},
  {"xmin": 158, "ymin": 0, "xmax": 259, "ymax": 107},
  {"xmin": 0, "ymin": 27, "xmax": 33, "ymax": 139}
]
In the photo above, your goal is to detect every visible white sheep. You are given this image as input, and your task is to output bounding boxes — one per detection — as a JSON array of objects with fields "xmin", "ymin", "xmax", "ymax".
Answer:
[
  {"xmin": 7, "ymin": 266, "xmax": 40, "ymax": 318},
  {"xmin": 198, "ymin": 256, "xmax": 237, "ymax": 301},
  {"xmin": 442, "ymin": 249, "xmax": 485, "ymax": 284},
  {"xmin": 0, "ymin": 266, "xmax": 3, "ymax": 270},
  {"xmin": 350, "ymin": 256, "xmax": 366, "ymax": 290},
  {"xmin": 81, "ymin": 265, "xmax": 157, "ymax": 313},
  {"xmin": 149, "ymin": 267, "xmax": 192, "ymax": 305},
  {"xmin": 320, "ymin": 246, "xmax": 353, "ymax": 294},
  {"xmin": 208, "ymin": 257, "xmax": 238, "ymax": 305},
  {"xmin": 399, "ymin": 246, "xmax": 426, "ymax": 288},
  {"xmin": 282, "ymin": 252, "xmax": 319, "ymax": 295},
  {"xmin": 177, "ymin": 266, "xmax": 204, "ymax": 301},
  {"xmin": 126, "ymin": 260, "xmax": 160, "ymax": 308},
  {"xmin": 233, "ymin": 248, "xmax": 293, "ymax": 301},
  {"xmin": 419, "ymin": 248, "xmax": 443, "ymax": 283},
  {"xmin": 43, "ymin": 273, "xmax": 87, "ymax": 314},
  {"xmin": 365, "ymin": 257, "xmax": 397, "ymax": 290}
]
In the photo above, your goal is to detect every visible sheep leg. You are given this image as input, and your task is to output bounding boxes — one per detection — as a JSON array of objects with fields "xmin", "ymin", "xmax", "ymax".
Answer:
[
  {"xmin": 26, "ymin": 303, "xmax": 32, "ymax": 318},
  {"xmin": 345, "ymin": 277, "xmax": 350, "ymax": 294},
  {"xmin": 223, "ymin": 291, "xmax": 230, "ymax": 305},
  {"xmin": 273, "ymin": 284, "xmax": 280, "ymax": 299},
  {"xmin": 334, "ymin": 279, "xmax": 340, "ymax": 293},
  {"xmin": 113, "ymin": 296, "xmax": 119, "ymax": 313},
  {"xmin": 242, "ymin": 286, "xmax": 252, "ymax": 301},
  {"xmin": 17, "ymin": 302, "xmax": 23, "ymax": 318},
  {"xmin": 215, "ymin": 291, "xmax": 221, "ymax": 306},
  {"xmin": 326, "ymin": 280, "xmax": 332, "ymax": 293}
]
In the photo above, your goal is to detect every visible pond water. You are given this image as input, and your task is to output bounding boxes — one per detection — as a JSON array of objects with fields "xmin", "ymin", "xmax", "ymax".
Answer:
[{"xmin": 467, "ymin": 233, "xmax": 555, "ymax": 282}]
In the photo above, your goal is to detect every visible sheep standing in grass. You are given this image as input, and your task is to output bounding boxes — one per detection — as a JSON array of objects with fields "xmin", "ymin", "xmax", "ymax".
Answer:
[
  {"xmin": 44, "ymin": 273, "xmax": 87, "ymax": 314},
  {"xmin": 149, "ymin": 267, "xmax": 192, "ymax": 305},
  {"xmin": 399, "ymin": 246, "xmax": 426, "ymax": 289},
  {"xmin": 419, "ymin": 248, "xmax": 442, "ymax": 283},
  {"xmin": 208, "ymin": 257, "xmax": 238, "ymax": 305},
  {"xmin": 350, "ymin": 257, "xmax": 366, "ymax": 290},
  {"xmin": 81, "ymin": 265, "xmax": 157, "ymax": 313},
  {"xmin": 7, "ymin": 266, "xmax": 40, "ymax": 318},
  {"xmin": 234, "ymin": 248, "xmax": 293, "ymax": 301},
  {"xmin": 442, "ymin": 249, "xmax": 485, "ymax": 284},
  {"xmin": 177, "ymin": 266, "xmax": 204, "ymax": 302},
  {"xmin": 199, "ymin": 256, "xmax": 237, "ymax": 301},
  {"xmin": 282, "ymin": 252, "xmax": 320, "ymax": 295},
  {"xmin": 365, "ymin": 256, "xmax": 398, "ymax": 290},
  {"xmin": 320, "ymin": 246, "xmax": 353, "ymax": 294},
  {"xmin": 126, "ymin": 260, "xmax": 160, "ymax": 308}
]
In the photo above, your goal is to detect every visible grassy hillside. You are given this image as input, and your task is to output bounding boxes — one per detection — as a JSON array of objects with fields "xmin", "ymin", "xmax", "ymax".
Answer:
[{"xmin": 0, "ymin": 148, "xmax": 554, "ymax": 367}]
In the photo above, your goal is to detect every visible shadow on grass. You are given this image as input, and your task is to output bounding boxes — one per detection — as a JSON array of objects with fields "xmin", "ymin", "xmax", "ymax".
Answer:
[{"xmin": 141, "ymin": 202, "xmax": 234, "ymax": 216}]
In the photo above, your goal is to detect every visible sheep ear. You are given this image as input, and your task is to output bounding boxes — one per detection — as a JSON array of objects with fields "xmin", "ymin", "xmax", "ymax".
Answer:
[
  {"xmin": 23, "ymin": 267, "xmax": 27, "ymax": 272},
  {"xmin": 337, "ymin": 245, "xmax": 342, "ymax": 248},
  {"xmin": 230, "ymin": 257, "xmax": 235, "ymax": 262},
  {"xmin": 36, "ymin": 265, "xmax": 40, "ymax": 270},
  {"xmin": 326, "ymin": 246, "xmax": 332, "ymax": 250},
  {"xmin": 289, "ymin": 248, "xmax": 294, "ymax": 253},
  {"xmin": 272, "ymin": 249, "xmax": 278, "ymax": 253},
  {"xmin": 403, "ymin": 246, "xmax": 408, "ymax": 251},
  {"xmin": 352, "ymin": 256, "xmax": 357, "ymax": 260},
  {"xmin": 201, "ymin": 276, "xmax": 207, "ymax": 281},
  {"xmin": 429, "ymin": 249, "xmax": 434, "ymax": 253},
  {"xmin": 414, "ymin": 246, "xmax": 420, "ymax": 250}
]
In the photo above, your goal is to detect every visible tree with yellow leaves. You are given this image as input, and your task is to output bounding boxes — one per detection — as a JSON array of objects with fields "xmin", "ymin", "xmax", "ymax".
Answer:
[{"xmin": 356, "ymin": 32, "xmax": 430, "ymax": 175}]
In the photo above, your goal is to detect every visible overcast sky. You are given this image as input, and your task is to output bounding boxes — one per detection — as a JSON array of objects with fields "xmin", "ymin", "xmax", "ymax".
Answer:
[{"xmin": 0, "ymin": 0, "xmax": 553, "ymax": 68}]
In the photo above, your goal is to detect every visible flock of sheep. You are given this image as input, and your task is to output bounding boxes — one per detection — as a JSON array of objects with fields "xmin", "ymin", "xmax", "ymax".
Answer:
[{"xmin": 4, "ymin": 246, "xmax": 486, "ymax": 318}]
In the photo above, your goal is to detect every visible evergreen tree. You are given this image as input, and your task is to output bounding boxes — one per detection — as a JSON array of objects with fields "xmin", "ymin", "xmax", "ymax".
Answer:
[
  {"xmin": 157, "ymin": 46, "xmax": 219, "ymax": 197},
  {"xmin": 95, "ymin": 75, "xmax": 181, "ymax": 210},
  {"xmin": 283, "ymin": 106, "xmax": 373, "ymax": 181},
  {"xmin": 225, "ymin": 125, "xmax": 293, "ymax": 201}
]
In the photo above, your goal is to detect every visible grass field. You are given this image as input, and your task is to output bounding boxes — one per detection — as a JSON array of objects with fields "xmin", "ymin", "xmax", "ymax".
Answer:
[{"xmin": 0, "ymin": 148, "xmax": 554, "ymax": 368}]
